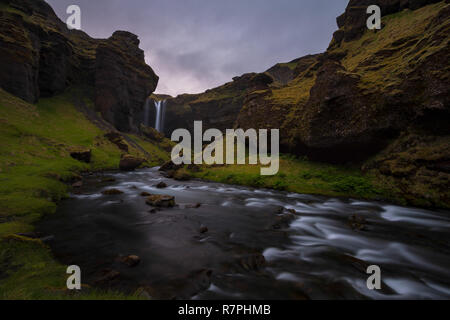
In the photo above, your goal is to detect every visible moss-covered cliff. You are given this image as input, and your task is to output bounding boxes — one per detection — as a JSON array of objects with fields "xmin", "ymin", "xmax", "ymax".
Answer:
[
  {"xmin": 0, "ymin": 0, "xmax": 169, "ymax": 298},
  {"xmin": 166, "ymin": 0, "xmax": 450, "ymax": 208},
  {"xmin": 0, "ymin": 0, "xmax": 159, "ymax": 132}
]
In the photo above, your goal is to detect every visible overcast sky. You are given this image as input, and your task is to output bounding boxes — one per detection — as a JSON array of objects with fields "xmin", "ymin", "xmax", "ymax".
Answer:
[{"xmin": 47, "ymin": 0, "xmax": 349, "ymax": 96}]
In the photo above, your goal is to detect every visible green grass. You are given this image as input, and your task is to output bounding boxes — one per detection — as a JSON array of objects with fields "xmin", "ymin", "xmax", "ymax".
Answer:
[
  {"xmin": 0, "ymin": 88, "xmax": 168, "ymax": 299},
  {"xmin": 188, "ymin": 154, "xmax": 394, "ymax": 201}
]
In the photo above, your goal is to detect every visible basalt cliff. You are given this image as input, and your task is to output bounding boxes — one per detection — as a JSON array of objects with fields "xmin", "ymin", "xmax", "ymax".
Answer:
[
  {"xmin": 160, "ymin": 0, "xmax": 450, "ymax": 208},
  {"xmin": 0, "ymin": 0, "xmax": 159, "ymax": 132}
]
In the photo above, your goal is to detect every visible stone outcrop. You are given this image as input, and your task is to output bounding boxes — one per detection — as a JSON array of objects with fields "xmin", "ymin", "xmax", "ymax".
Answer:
[
  {"xmin": 160, "ymin": 72, "xmax": 273, "ymax": 137},
  {"xmin": 0, "ymin": 0, "xmax": 158, "ymax": 132},
  {"xmin": 95, "ymin": 31, "xmax": 158, "ymax": 132},
  {"xmin": 163, "ymin": 0, "xmax": 450, "ymax": 207},
  {"xmin": 334, "ymin": 0, "xmax": 444, "ymax": 43},
  {"xmin": 119, "ymin": 154, "xmax": 145, "ymax": 171}
]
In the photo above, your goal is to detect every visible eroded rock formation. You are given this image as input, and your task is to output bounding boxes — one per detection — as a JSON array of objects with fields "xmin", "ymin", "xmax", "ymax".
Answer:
[{"xmin": 0, "ymin": 0, "xmax": 158, "ymax": 132}]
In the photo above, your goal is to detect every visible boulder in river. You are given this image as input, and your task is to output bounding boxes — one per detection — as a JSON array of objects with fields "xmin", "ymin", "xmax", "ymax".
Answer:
[
  {"xmin": 156, "ymin": 181, "xmax": 167, "ymax": 189},
  {"xmin": 119, "ymin": 154, "xmax": 145, "ymax": 171},
  {"xmin": 146, "ymin": 194, "xmax": 175, "ymax": 207},
  {"xmin": 102, "ymin": 189, "xmax": 124, "ymax": 195},
  {"xmin": 140, "ymin": 191, "xmax": 152, "ymax": 197},
  {"xmin": 120, "ymin": 255, "xmax": 141, "ymax": 267},
  {"xmin": 272, "ymin": 213, "xmax": 296, "ymax": 230},
  {"xmin": 348, "ymin": 214, "xmax": 367, "ymax": 231},
  {"xmin": 72, "ymin": 181, "xmax": 83, "ymax": 188},
  {"xmin": 173, "ymin": 170, "xmax": 191, "ymax": 181},
  {"xmin": 199, "ymin": 225, "xmax": 208, "ymax": 234},
  {"xmin": 159, "ymin": 160, "xmax": 183, "ymax": 172}
]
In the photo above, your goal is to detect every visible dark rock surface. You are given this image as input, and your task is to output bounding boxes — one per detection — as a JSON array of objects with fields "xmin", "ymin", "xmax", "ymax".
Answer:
[
  {"xmin": 0, "ymin": 0, "xmax": 158, "ymax": 132},
  {"xmin": 161, "ymin": 0, "xmax": 449, "ymax": 207},
  {"xmin": 70, "ymin": 148, "xmax": 92, "ymax": 163},
  {"xmin": 161, "ymin": 72, "xmax": 273, "ymax": 137},
  {"xmin": 95, "ymin": 31, "xmax": 158, "ymax": 132},
  {"xmin": 119, "ymin": 154, "xmax": 145, "ymax": 171}
]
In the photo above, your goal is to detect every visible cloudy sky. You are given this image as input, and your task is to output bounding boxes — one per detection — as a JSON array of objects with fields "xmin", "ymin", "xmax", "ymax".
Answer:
[{"xmin": 47, "ymin": 0, "xmax": 349, "ymax": 96}]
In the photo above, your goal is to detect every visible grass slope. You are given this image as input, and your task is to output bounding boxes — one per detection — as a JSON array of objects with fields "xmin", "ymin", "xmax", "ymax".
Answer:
[
  {"xmin": 0, "ymin": 88, "xmax": 167, "ymax": 299},
  {"xmin": 187, "ymin": 154, "xmax": 397, "ymax": 203}
]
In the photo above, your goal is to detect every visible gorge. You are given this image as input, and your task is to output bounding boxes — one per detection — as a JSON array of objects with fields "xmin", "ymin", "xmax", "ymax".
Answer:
[{"xmin": 0, "ymin": 0, "xmax": 449, "ymax": 300}]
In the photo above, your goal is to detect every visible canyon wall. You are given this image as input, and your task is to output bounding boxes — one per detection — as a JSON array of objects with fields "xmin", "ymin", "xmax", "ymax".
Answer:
[
  {"xmin": 164, "ymin": 0, "xmax": 450, "ymax": 207},
  {"xmin": 0, "ymin": 0, "xmax": 158, "ymax": 132}
]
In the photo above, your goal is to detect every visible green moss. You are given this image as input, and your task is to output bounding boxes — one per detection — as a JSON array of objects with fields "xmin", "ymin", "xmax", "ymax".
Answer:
[
  {"xmin": 0, "ymin": 88, "xmax": 168, "ymax": 299},
  {"xmin": 338, "ymin": 2, "xmax": 448, "ymax": 91},
  {"xmin": 187, "ymin": 154, "xmax": 392, "ymax": 201}
]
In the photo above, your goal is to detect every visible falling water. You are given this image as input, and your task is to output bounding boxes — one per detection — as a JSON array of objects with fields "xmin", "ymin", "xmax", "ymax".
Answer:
[{"xmin": 154, "ymin": 100, "xmax": 166, "ymax": 132}]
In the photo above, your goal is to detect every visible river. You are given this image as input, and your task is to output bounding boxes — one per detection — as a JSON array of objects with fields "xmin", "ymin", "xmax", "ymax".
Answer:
[{"xmin": 38, "ymin": 167, "xmax": 450, "ymax": 299}]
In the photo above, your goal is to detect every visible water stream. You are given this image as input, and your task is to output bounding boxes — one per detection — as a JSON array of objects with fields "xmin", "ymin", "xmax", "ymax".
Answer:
[
  {"xmin": 154, "ymin": 100, "xmax": 165, "ymax": 132},
  {"xmin": 38, "ymin": 168, "xmax": 450, "ymax": 299}
]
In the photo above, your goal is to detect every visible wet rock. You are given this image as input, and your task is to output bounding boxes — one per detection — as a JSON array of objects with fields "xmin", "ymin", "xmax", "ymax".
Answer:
[
  {"xmin": 120, "ymin": 255, "xmax": 141, "ymax": 267},
  {"xmin": 159, "ymin": 160, "xmax": 183, "ymax": 172},
  {"xmin": 149, "ymin": 208, "xmax": 157, "ymax": 214},
  {"xmin": 274, "ymin": 206, "xmax": 284, "ymax": 214},
  {"xmin": 272, "ymin": 213, "xmax": 296, "ymax": 230},
  {"xmin": 119, "ymin": 154, "xmax": 145, "ymax": 171},
  {"xmin": 348, "ymin": 214, "xmax": 367, "ymax": 231},
  {"xmin": 95, "ymin": 269, "xmax": 120, "ymax": 284},
  {"xmin": 146, "ymin": 194, "xmax": 175, "ymax": 207},
  {"xmin": 70, "ymin": 149, "xmax": 91, "ymax": 163},
  {"xmin": 156, "ymin": 182, "xmax": 167, "ymax": 189},
  {"xmin": 173, "ymin": 170, "xmax": 191, "ymax": 181},
  {"xmin": 286, "ymin": 208, "xmax": 299, "ymax": 215},
  {"xmin": 140, "ymin": 191, "xmax": 152, "ymax": 197},
  {"xmin": 101, "ymin": 176, "xmax": 116, "ymax": 183},
  {"xmin": 199, "ymin": 225, "xmax": 208, "ymax": 234},
  {"xmin": 72, "ymin": 181, "xmax": 83, "ymax": 188},
  {"xmin": 102, "ymin": 189, "xmax": 124, "ymax": 195}
]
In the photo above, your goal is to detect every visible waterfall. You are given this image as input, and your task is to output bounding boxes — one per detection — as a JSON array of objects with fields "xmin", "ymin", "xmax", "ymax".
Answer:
[{"xmin": 154, "ymin": 100, "xmax": 166, "ymax": 132}]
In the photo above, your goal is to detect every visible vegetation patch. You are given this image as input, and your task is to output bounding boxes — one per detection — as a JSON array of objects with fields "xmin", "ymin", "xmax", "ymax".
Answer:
[{"xmin": 0, "ymin": 88, "xmax": 168, "ymax": 299}]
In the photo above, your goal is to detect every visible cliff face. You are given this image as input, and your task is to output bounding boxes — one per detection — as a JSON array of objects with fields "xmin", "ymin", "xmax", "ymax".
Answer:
[
  {"xmin": 0, "ymin": 0, "xmax": 158, "ymax": 132},
  {"xmin": 160, "ymin": 72, "xmax": 272, "ymax": 137},
  {"xmin": 95, "ymin": 31, "xmax": 158, "ymax": 132},
  {"xmin": 163, "ymin": 0, "xmax": 449, "ymax": 207}
]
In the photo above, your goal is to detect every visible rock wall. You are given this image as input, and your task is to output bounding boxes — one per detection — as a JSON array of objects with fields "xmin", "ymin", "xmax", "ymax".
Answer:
[
  {"xmin": 95, "ymin": 31, "xmax": 158, "ymax": 132},
  {"xmin": 0, "ymin": 0, "xmax": 158, "ymax": 132},
  {"xmin": 161, "ymin": 72, "xmax": 272, "ymax": 137},
  {"xmin": 162, "ymin": 0, "xmax": 450, "ymax": 207}
]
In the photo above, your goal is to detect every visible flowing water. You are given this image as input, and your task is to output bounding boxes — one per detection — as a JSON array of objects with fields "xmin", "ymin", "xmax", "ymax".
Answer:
[
  {"xmin": 154, "ymin": 100, "xmax": 165, "ymax": 132},
  {"xmin": 38, "ymin": 168, "xmax": 450, "ymax": 300}
]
